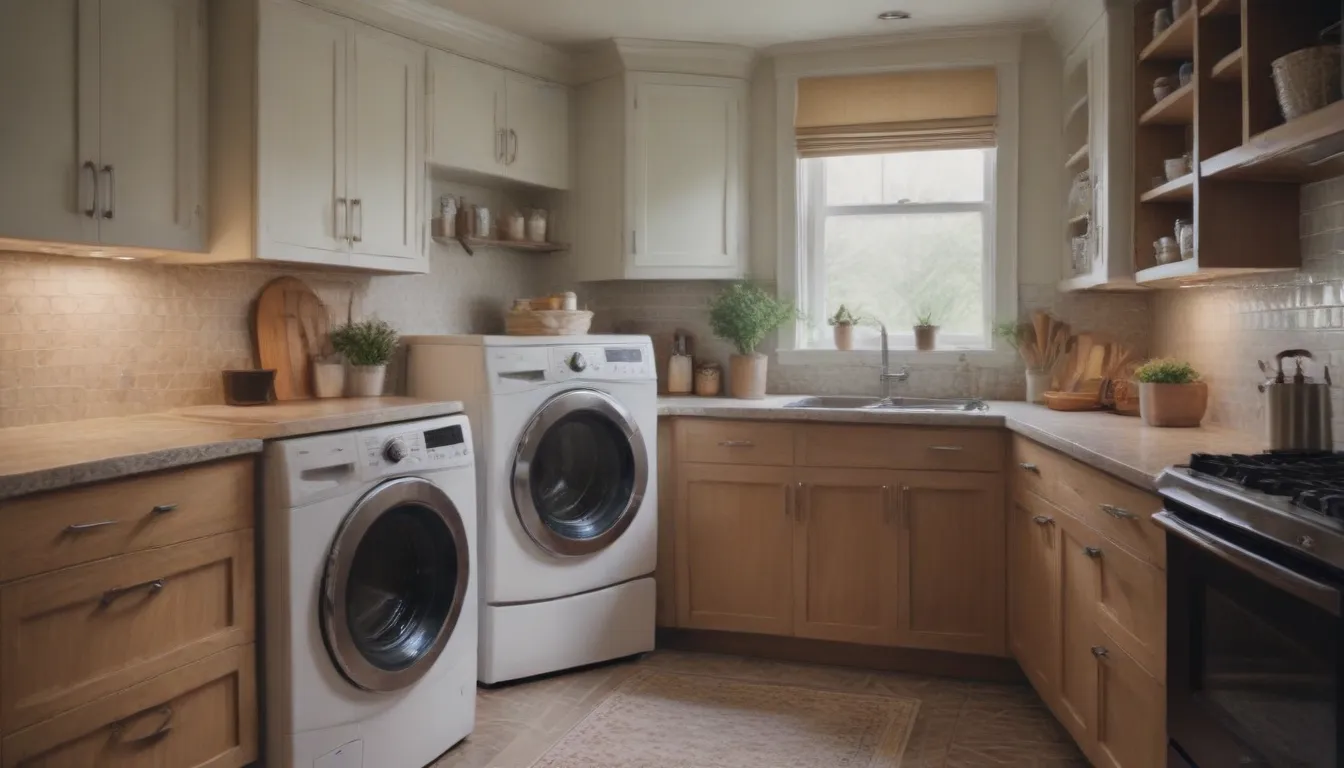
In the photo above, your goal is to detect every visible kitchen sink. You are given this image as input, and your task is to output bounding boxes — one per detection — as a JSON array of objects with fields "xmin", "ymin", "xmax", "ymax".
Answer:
[{"xmin": 784, "ymin": 396, "xmax": 989, "ymax": 412}]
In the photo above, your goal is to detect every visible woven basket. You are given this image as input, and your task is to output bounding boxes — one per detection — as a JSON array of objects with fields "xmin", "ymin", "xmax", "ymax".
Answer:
[
  {"xmin": 505, "ymin": 309, "xmax": 593, "ymax": 336},
  {"xmin": 1272, "ymin": 46, "xmax": 1342, "ymax": 121}
]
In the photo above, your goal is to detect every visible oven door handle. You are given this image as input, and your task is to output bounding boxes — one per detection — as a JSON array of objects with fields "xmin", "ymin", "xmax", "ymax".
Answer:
[{"xmin": 1155, "ymin": 510, "xmax": 1341, "ymax": 617}]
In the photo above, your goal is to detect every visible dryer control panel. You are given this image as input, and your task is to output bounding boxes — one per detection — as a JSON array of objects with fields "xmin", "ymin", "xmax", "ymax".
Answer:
[
  {"xmin": 546, "ymin": 343, "xmax": 655, "ymax": 381},
  {"xmin": 357, "ymin": 414, "xmax": 474, "ymax": 480}
]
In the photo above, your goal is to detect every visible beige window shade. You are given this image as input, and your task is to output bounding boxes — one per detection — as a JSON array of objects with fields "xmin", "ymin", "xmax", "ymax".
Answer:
[{"xmin": 796, "ymin": 68, "xmax": 998, "ymax": 157}]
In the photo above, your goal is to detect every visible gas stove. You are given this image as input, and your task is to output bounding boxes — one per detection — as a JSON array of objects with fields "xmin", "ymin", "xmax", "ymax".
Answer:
[{"xmin": 1188, "ymin": 452, "xmax": 1344, "ymax": 519}]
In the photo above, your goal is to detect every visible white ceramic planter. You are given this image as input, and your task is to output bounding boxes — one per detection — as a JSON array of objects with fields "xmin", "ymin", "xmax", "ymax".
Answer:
[
  {"xmin": 1025, "ymin": 370, "xmax": 1051, "ymax": 404},
  {"xmin": 347, "ymin": 365, "xmax": 387, "ymax": 398},
  {"xmin": 313, "ymin": 362, "xmax": 345, "ymax": 399}
]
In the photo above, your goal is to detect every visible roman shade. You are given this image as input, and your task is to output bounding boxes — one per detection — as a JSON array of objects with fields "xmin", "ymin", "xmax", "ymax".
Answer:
[{"xmin": 795, "ymin": 68, "xmax": 998, "ymax": 157}]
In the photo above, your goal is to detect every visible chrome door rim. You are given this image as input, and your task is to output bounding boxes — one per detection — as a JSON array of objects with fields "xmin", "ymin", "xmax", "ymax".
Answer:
[
  {"xmin": 512, "ymin": 389, "xmax": 648, "ymax": 557},
  {"xmin": 321, "ymin": 476, "xmax": 470, "ymax": 692}
]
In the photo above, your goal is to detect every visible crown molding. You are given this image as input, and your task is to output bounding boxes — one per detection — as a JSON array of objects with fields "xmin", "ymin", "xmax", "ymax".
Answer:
[
  {"xmin": 304, "ymin": 0, "xmax": 574, "ymax": 82},
  {"xmin": 763, "ymin": 19, "xmax": 1045, "ymax": 59}
]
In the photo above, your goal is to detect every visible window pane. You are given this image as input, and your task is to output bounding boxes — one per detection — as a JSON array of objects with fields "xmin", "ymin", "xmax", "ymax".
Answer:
[
  {"xmin": 881, "ymin": 149, "xmax": 986, "ymax": 203},
  {"xmin": 823, "ymin": 212, "xmax": 985, "ymax": 338},
  {"xmin": 824, "ymin": 154, "xmax": 883, "ymax": 205}
]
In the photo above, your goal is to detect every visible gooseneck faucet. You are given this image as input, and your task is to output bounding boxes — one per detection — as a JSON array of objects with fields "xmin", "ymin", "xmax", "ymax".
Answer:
[{"xmin": 877, "ymin": 321, "xmax": 911, "ymax": 401}]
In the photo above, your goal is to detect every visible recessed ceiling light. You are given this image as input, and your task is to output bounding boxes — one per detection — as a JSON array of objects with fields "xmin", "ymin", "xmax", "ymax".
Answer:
[{"xmin": 878, "ymin": 10, "xmax": 912, "ymax": 20}]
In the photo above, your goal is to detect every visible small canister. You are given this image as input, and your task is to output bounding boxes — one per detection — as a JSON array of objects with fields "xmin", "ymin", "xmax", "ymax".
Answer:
[
  {"xmin": 1262, "ymin": 349, "xmax": 1334, "ymax": 452},
  {"xmin": 694, "ymin": 362, "xmax": 722, "ymax": 397},
  {"xmin": 504, "ymin": 210, "xmax": 526, "ymax": 241},
  {"xmin": 527, "ymin": 209, "xmax": 549, "ymax": 243}
]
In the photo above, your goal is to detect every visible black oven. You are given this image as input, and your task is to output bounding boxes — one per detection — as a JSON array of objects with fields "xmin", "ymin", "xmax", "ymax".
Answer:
[{"xmin": 1160, "ymin": 507, "xmax": 1344, "ymax": 767}]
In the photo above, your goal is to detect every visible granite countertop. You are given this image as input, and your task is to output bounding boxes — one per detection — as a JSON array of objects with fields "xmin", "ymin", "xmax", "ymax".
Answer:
[
  {"xmin": 0, "ymin": 397, "xmax": 464, "ymax": 501},
  {"xmin": 658, "ymin": 396, "xmax": 1262, "ymax": 490}
]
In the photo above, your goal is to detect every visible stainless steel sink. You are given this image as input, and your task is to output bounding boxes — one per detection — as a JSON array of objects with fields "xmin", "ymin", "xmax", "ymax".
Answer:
[{"xmin": 785, "ymin": 396, "xmax": 989, "ymax": 412}]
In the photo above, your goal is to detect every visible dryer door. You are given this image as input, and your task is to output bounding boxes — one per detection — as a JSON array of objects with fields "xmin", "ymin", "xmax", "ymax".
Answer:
[
  {"xmin": 321, "ymin": 476, "xmax": 470, "ymax": 692},
  {"xmin": 512, "ymin": 388, "xmax": 649, "ymax": 557}
]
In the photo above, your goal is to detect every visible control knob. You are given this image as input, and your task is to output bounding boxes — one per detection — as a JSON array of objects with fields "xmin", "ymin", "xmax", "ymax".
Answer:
[
  {"xmin": 567, "ymin": 352, "xmax": 588, "ymax": 372},
  {"xmin": 383, "ymin": 437, "xmax": 409, "ymax": 463}
]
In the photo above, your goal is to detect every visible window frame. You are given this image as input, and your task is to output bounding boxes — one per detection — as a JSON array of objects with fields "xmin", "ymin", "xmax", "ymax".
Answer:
[{"xmin": 800, "ymin": 149, "xmax": 998, "ymax": 351}]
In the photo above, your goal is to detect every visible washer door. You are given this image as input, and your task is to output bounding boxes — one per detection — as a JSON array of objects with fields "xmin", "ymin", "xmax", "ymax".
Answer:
[
  {"xmin": 512, "ymin": 389, "xmax": 649, "ymax": 557},
  {"xmin": 321, "ymin": 476, "xmax": 470, "ymax": 692}
]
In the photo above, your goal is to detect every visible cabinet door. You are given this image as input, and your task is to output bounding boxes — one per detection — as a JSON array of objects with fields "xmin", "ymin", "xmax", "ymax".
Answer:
[
  {"xmin": 0, "ymin": 0, "xmax": 100, "ymax": 246},
  {"xmin": 675, "ymin": 464, "xmax": 793, "ymax": 635},
  {"xmin": 257, "ymin": 0, "xmax": 349, "ymax": 265},
  {"xmin": 504, "ymin": 73, "xmax": 571, "ymax": 190},
  {"xmin": 1094, "ymin": 638, "xmax": 1166, "ymax": 768},
  {"xmin": 98, "ymin": 0, "xmax": 206, "ymax": 252},
  {"xmin": 346, "ymin": 24, "xmax": 424, "ymax": 270},
  {"xmin": 428, "ymin": 50, "xmax": 504, "ymax": 176},
  {"xmin": 894, "ymin": 471, "xmax": 1006, "ymax": 655},
  {"xmin": 627, "ymin": 73, "xmax": 746, "ymax": 279},
  {"xmin": 792, "ymin": 469, "xmax": 899, "ymax": 645},
  {"xmin": 1054, "ymin": 511, "xmax": 1102, "ymax": 749},
  {"xmin": 1008, "ymin": 493, "xmax": 1060, "ymax": 698}
]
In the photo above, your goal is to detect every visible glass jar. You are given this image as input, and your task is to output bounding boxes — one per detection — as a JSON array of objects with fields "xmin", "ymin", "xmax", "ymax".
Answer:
[
  {"xmin": 1175, "ymin": 218, "xmax": 1194, "ymax": 260},
  {"xmin": 527, "ymin": 209, "xmax": 549, "ymax": 243}
]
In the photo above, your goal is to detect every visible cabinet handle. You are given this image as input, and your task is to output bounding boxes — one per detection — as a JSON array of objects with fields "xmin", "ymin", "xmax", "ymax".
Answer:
[
  {"xmin": 82, "ymin": 161, "xmax": 98, "ymax": 217},
  {"xmin": 632, "ymin": 230, "xmax": 638, "ymax": 255},
  {"xmin": 496, "ymin": 129, "xmax": 505, "ymax": 163},
  {"xmin": 336, "ymin": 197, "xmax": 347, "ymax": 241},
  {"xmin": 929, "ymin": 445, "xmax": 964, "ymax": 452},
  {"xmin": 1019, "ymin": 462, "xmax": 1040, "ymax": 474},
  {"xmin": 351, "ymin": 199, "xmax": 363, "ymax": 243},
  {"xmin": 1084, "ymin": 546, "xmax": 1103, "ymax": 559},
  {"xmin": 717, "ymin": 440, "xmax": 754, "ymax": 448},
  {"xmin": 1031, "ymin": 515, "xmax": 1055, "ymax": 527},
  {"xmin": 151, "ymin": 503, "xmax": 177, "ymax": 515},
  {"xmin": 101, "ymin": 165, "xmax": 115, "ymax": 219},
  {"xmin": 114, "ymin": 706, "xmax": 174, "ymax": 745},
  {"xmin": 900, "ymin": 485, "xmax": 911, "ymax": 530},
  {"xmin": 882, "ymin": 485, "xmax": 893, "ymax": 525},
  {"xmin": 1090, "ymin": 645, "xmax": 1109, "ymax": 659},
  {"xmin": 508, "ymin": 128, "xmax": 519, "ymax": 164},
  {"xmin": 65, "ymin": 519, "xmax": 118, "ymax": 533},
  {"xmin": 796, "ymin": 482, "xmax": 806, "ymax": 523},
  {"xmin": 1099, "ymin": 503, "xmax": 1137, "ymax": 520},
  {"xmin": 100, "ymin": 577, "xmax": 166, "ymax": 608}
]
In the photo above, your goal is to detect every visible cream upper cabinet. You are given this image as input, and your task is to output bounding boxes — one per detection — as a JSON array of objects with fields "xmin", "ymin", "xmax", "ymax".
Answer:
[
  {"xmin": 575, "ymin": 72, "xmax": 748, "ymax": 281},
  {"xmin": 207, "ymin": 0, "xmax": 426, "ymax": 273},
  {"xmin": 427, "ymin": 53, "xmax": 570, "ymax": 190},
  {"xmin": 0, "ymin": 0, "xmax": 205, "ymax": 253}
]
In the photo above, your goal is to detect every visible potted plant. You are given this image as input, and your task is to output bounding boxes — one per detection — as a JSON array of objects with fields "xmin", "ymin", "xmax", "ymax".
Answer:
[
  {"xmin": 708, "ymin": 282, "xmax": 797, "ymax": 400},
  {"xmin": 330, "ymin": 318, "xmax": 399, "ymax": 398},
  {"xmin": 1134, "ymin": 358, "xmax": 1208, "ymax": 427},
  {"xmin": 995, "ymin": 314, "xmax": 1069, "ymax": 404},
  {"xmin": 828, "ymin": 305, "xmax": 861, "ymax": 351},
  {"xmin": 913, "ymin": 307, "xmax": 939, "ymax": 352}
]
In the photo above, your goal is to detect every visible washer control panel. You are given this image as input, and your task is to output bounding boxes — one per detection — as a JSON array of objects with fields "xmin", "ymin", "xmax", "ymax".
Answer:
[
  {"xmin": 547, "ymin": 344, "xmax": 654, "ymax": 381},
  {"xmin": 357, "ymin": 415, "xmax": 473, "ymax": 479}
]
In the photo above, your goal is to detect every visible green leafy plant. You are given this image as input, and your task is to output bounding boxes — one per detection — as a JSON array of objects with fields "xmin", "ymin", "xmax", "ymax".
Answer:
[
  {"xmin": 827, "ymin": 304, "xmax": 862, "ymax": 327},
  {"xmin": 1134, "ymin": 358, "xmax": 1200, "ymax": 385},
  {"xmin": 914, "ymin": 305, "xmax": 939, "ymax": 328},
  {"xmin": 709, "ymin": 282, "xmax": 798, "ymax": 356},
  {"xmin": 330, "ymin": 318, "xmax": 399, "ymax": 367},
  {"xmin": 993, "ymin": 321, "xmax": 1028, "ymax": 348}
]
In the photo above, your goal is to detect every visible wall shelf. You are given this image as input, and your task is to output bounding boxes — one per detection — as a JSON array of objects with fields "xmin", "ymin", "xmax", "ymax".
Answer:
[
  {"xmin": 1201, "ymin": 0, "xmax": 1239, "ymax": 17},
  {"xmin": 1202, "ymin": 100, "xmax": 1344, "ymax": 182},
  {"xmin": 1066, "ymin": 144, "xmax": 1090, "ymax": 170},
  {"xmin": 1139, "ymin": 82, "xmax": 1194, "ymax": 126},
  {"xmin": 1211, "ymin": 48, "xmax": 1243, "ymax": 82},
  {"xmin": 429, "ymin": 218, "xmax": 568, "ymax": 254},
  {"xmin": 1139, "ymin": 174, "xmax": 1194, "ymax": 202},
  {"xmin": 1140, "ymin": 7, "xmax": 1196, "ymax": 61}
]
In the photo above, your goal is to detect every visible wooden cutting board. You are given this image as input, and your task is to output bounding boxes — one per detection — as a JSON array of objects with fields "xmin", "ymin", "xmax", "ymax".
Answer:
[{"xmin": 252, "ymin": 277, "xmax": 330, "ymax": 401}]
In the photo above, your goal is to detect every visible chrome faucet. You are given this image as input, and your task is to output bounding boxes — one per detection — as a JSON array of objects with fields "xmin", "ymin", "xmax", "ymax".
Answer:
[{"xmin": 877, "ymin": 321, "xmax": 911, "ymax": 401}]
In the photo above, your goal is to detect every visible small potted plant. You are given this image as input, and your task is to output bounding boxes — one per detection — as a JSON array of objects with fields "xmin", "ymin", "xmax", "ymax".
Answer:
[
  {"xmin": 330, "ymin": 318, "xmax": 399, "ymax": 398},
  {"xmin": 708, "ymin": 282, "xmax": 797, "ymax": 400},
  {"xmin": 828, "ymin": 305, "xmax": 861, "ymax": 351},
  {"xmin": 913, "ymin": 306, "xmax": 939, "ymax": 352},
  {"xmin": 1134, "ymin": 358, "xmax": 1208, "ymax": 427}
]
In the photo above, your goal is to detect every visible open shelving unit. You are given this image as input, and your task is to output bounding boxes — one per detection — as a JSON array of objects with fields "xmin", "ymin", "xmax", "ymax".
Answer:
[{"xmin": 1129, "ymin": 0, "xmax": 1339, "ymax": 287}]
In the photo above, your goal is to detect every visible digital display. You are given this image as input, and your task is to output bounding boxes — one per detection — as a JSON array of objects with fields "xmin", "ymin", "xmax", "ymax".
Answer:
[
  {"xmin": 605, "ymin": 348, "xmax": 642, "ymax": 363},
  {"xmin": 424, "ymin": 425, "xmax": 464, "ymax": 450}
]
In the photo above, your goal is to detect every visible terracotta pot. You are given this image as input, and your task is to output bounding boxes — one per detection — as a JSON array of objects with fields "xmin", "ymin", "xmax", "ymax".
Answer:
[
  {"xmin": 729, "ymin": 354, "xmax": 768, "ymax": 400},
  {"xmin": 833, "ymin": 324, "xmax": 855, "ymax": 351},
  {"xmin": 914, "ymin": 325, "xmax": 938, "ymax": 352},
  {"xmin": 1139, "ymin": 381, "xmax": 1208, "ymax": 427},
  {"xmin": 347, "ymin": 364, "xmax": 387, "ymax": 398}
]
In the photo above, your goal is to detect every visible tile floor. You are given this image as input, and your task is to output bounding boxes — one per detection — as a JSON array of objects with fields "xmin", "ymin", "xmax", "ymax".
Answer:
[{"xmin": 432, "ymin": 650, "xmax": 1087, "ymax": 768}]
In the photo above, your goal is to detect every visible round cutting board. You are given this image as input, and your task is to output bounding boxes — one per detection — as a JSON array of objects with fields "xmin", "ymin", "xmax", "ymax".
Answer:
[{"xmin": 252, "ymin": 277, "xmax": 330, "ymax": 401}]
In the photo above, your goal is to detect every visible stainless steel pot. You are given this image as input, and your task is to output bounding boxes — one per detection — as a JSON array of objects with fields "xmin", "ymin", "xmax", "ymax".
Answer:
[{"xmin": 1261, "ymin": 349, "xmax": 1334, "ymax": 452}]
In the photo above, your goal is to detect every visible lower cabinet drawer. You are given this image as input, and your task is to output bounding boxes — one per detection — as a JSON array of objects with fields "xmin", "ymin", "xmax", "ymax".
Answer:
[
  {"xmin": 1093, "ymin": 528, "xmax": 1166, "ymax": 679},
  {"xmin": 797, "ymin": 424, "xmax": 1004, "ymax": 472},
  {"xmin": 0, "ymin": 531, "xmax": 255, "ymax": 733},
  {"xmin": 1, "ymin": 644, "xmax": 258, "ymax": 768},
  {"xmin": 675, "ymin": 419, "xmax": 796, "ymax": 466}
]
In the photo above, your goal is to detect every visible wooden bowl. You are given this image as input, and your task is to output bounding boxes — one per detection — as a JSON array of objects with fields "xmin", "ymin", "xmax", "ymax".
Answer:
[{"xmin": 1044, "ymin": 391, "xmax": 1102, "ymax": 412}]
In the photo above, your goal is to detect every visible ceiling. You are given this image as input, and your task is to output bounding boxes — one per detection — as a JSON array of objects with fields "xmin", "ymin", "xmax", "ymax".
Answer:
[{"xmin": 430, "ymin": 0, "xmax": 1056, "ymax": 50}]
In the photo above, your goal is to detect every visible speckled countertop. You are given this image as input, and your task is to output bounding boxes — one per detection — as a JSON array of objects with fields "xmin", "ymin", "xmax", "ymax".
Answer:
[
  {"xmin": 0, "ymin": 398, "xmax": 463, "ymax": 501},
  {"xmin": 659, "ymin": 396, "xmax": 1263, "ymax": 490}
]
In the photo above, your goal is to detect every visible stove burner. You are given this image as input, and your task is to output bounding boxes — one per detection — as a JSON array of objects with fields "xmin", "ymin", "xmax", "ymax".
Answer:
[{"xmin": 1188, "ymin": 453, "xmax": 1344, "ymax": 520}]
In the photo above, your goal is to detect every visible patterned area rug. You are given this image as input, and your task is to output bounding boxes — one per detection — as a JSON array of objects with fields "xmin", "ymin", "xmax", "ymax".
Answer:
[{"xmin": 529, "ymin": 669, "xmax": 920, "ymax": 768}]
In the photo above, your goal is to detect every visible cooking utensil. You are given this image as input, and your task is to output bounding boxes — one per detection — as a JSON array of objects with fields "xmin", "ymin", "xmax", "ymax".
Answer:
[
  {"xmin": 253, "ymin": 277, "xmax": 330, "ymax": 401},
  {"xmin": 1263, "ymin": 349, "xmax": 1334, "ymax": 452}
]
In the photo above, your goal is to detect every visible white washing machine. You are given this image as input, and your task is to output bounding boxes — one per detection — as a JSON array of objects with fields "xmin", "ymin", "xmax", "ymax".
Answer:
[
  {"xmin": 263, "ymin": 414, "xmax": 477, "ymax": 768},
  {"xmin": 405, "ymin": 335, "xmax": 657, "ymax": 684}
]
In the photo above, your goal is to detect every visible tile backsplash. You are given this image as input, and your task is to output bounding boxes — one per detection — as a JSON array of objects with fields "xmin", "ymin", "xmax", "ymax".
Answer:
[{"xmin": 1151, "ymin": 175, "xmax": 1344, "ymax": 447}]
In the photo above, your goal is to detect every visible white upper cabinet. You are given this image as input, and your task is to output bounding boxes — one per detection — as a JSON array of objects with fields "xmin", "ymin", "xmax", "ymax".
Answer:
[
  {"xmin": 427, "ymin": 53, "xmax": 571, "ymax": 190},
  {"xmin": 0, "ymin": 0, "xmax": 205, "ymax": 253},
  {"xmin": 574, "ymin": 72, "xmax": 748, "ymax": 281}
]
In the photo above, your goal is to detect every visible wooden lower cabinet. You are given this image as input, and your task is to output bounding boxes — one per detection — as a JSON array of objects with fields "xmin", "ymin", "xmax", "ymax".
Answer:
[
  {"xmin": 1007, "ymin": 493, "xmax": 1059, "ymax": 694},
  {"xmin": 1055, "ymin": 510, "xmax": 1103, "ymax": 746},
  {"xmin": 675, "ymin": 464, "xmax": 795, "ymax": 634},
  {"xmin": 792, "ymin": 468, "xmax": 899, "ymax": 645},
  {"xmin": 1094, "ymin": 638, "xmax": 1166, "ymax": 768}
]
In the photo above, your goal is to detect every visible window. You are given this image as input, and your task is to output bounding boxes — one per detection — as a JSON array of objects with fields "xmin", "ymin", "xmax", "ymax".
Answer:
[{"xmin": 800, "ymin": 147, "xmax": 996, "ymax": 350}]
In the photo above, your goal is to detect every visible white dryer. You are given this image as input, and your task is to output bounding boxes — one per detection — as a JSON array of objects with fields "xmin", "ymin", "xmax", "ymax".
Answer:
[
  {"xmin": 406, "ymin": 335, "xmax": 657, "ymax": 684},
  {"xmin": 263, "ymin": 414, "xmax": 477, "ymax": 768}
]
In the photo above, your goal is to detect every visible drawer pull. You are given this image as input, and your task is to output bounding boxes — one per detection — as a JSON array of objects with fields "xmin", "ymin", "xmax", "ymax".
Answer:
[
  {"xmin": 1031, "ymin": 515, "xmax": 1055, "ymax": 527},
  {"xmin": 100, "ymin": 578, "xmax": 166, "ymax": 608},
  {"xmin": 151, "ymin": 503, "xmax": 178, "ymax": 515},
  {"xmin": 1090, "ymin": 645, "xmax": 1109, "ymax": 659},
  {"xmin": 795, "ymin": 482, "xmax": 807, "ymax": 523},
  {"xmin": 1100, "ymin": 503, "xmax": 1137, "ymax": 520},
  {"xmin": 718, "ymin": 440, "xmax": 755, "ymax": 448},
  {"xmin": 115, "ymin": 706, "xmax": 174, "ymax": 745},
  {"xmin": 900, "ymin": 485, "xmax": 911, "ymax": 530},
  {"xmin": 64, "ymin": 520, "xmax": 119, "ymax": 533},
  {"xmin": 928, "ymin": 445, "xmax": 964, "ymax": 452},
  {"xmin": 1084, "ymin": 546, "xmax": 1103, "ymax": 559},
  {"xmin": 1019, "ymin": 462, "xmax": 1040, "ymax": 473}
]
